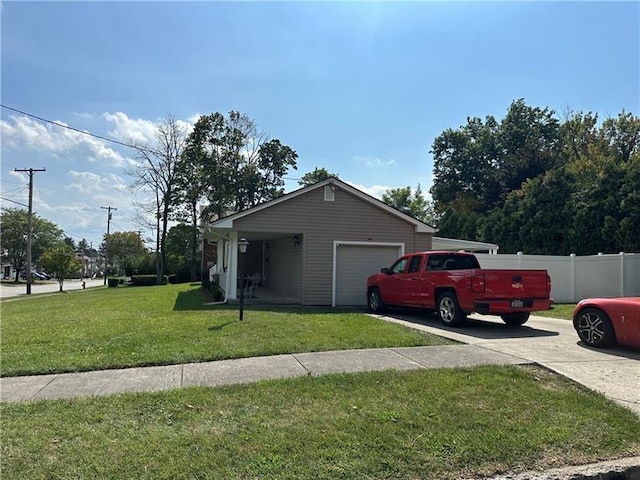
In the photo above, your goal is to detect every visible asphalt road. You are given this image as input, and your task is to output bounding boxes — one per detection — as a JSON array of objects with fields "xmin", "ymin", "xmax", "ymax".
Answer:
[{"xmin": 0, "ymin": 278, "xmax": 107, "ymax": 298}]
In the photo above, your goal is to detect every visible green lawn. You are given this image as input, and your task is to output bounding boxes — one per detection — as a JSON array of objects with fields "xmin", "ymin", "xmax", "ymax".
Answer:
[
  {"xmin": 0, "ymin": 283, "xmax": 453, "ymax": 376},
  {"xmin": 536, "ymin": 303, "xmax": 576, "ymax": 320},
  {"xmin": 3, "ymin": 285, "xmax": 639, "ymax": 478},
  {"xmin": 3, "ymin": 365, "xmax": 639, "ymax": 479}
]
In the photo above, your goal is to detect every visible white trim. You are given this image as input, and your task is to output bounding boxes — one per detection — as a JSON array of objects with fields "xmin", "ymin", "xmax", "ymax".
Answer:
[
  {"xmin": 432, "ymin": 236, "xmax": 499, "ymax": 254},
  {"xmin": 331, "ymin": 241, "xmax": 404, "ymax": 307}
]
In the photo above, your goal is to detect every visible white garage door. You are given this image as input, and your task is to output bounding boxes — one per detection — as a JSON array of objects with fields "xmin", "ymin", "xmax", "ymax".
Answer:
[{"xmin": 334, "ymin": 243, "xmax": 403, "ymax": 306}]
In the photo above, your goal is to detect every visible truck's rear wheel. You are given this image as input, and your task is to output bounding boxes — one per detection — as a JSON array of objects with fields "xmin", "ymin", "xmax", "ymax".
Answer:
[
  {"xmin": 368, "ymin": 288, "xmax": 386, "ymax": 313},
  {"xmin": 437, "ymin": 292, "xmax": 466, "ymax": 327},
  {"xmin": 501, "ymin": 312, "xmax": 530, "ymax": 326}
]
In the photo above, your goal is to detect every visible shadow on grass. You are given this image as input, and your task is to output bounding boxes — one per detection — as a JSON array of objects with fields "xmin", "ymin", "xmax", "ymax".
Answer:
[
  {"xmin": 173, "ymin": 287, "xmax": 216, "ymax": 311},
  {"xmin": 208, "ymin": 320, "xmax": 238, "ymax": 331},
  {"xmin": 174, "ymin": 285, "xmax": 374, "ymax": 316}
]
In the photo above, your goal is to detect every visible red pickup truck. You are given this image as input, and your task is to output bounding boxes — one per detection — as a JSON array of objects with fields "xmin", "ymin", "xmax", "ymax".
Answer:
[{"xmin": 366, "ymin": 251, "xmax": 552, "ymax": 327}]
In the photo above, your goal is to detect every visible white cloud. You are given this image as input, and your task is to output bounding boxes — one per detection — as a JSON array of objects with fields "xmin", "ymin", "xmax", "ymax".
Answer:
[
  {"xmin": 103, "ymin": 112, "xmax": 195, "ymax": 146},
  {"xmin": 66, "ymin": 170, "xmax": 128, "ymax": 195},
  {"xmin": 0, "ymin": 115, "xmax": 129, "ymax": 167},
  {"xmin": 344, "ymin": 181, "xmax": 392, "ymax": 199},
  {"xmin": 103, "ymin": 112, "xmax": 159, "ymax": 145},
  {"xmin": 353, "ymin": 155, "xmax": 396, "ymax": 168}
]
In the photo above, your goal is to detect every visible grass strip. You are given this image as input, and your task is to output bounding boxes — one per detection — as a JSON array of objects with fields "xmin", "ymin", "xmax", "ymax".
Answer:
[{"xmin": 3, "ymin": 365, "xmax": 639, "ymax": 479}]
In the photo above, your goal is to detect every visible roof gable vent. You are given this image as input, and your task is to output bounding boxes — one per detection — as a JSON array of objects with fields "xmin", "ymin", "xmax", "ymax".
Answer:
[{"xmin": 324, "ymin": 185, "xmax": 335, "ymax": 202}]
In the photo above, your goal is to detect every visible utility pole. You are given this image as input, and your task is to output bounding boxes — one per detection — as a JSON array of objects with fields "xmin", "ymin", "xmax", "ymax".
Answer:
[
  {"xmin": 14, "ymin": 168, "xmax": 46, "ymax": 295},
  {"xmin": 101, "ymin": 206, "xmax": 117, "ymax": 285}
]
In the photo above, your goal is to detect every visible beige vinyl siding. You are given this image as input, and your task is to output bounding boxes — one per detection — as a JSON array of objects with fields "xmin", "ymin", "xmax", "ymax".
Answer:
[
  {"xmin": 266, "ymin": 237, "xmax": 303, "ymax": 301},
  {"xmin": 234, "ymin": 187, "xmax": 432, "ymax": 305}
]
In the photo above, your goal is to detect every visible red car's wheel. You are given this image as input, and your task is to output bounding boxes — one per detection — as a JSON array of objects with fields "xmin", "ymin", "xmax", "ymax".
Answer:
[
  {"xmin": 437, "ymin": 291, "xmax": 466, "ymax": 327},
  {"xmin": 367, "ymin": 288, "xmax": 386, "ymax": 313},
  {"xmin": 501, "ymin": 312, "xmax": 530, "ymax": 326},
  {"xmin": 574, "ymin": 307, "xmax": 616, "ymax": 348}
]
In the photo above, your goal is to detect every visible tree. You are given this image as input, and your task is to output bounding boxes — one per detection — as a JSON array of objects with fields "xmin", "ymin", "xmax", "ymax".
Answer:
[
  {"xmin": 130, "ymin": 115, "xmax": 188, "ymax": 284},
  {"xmin": 181, "ymin": 111, "xmax": 298, "ymax": 222},
  {"xmin": 40, "ymin": 244, "xmax": 82, "ymax": 292},
  {"xmin": 0, "ymin": 208, "xmax": 64, "ymax": 281},
  {"xmin": 298, "ymin": 167, "xmax": 338, "ymax": 186},
  {"xmin": 77, "ymin": 238, "xmax": 90, "ymax": 253},
  {"xmin": 381, "ymin": 184, "xmax": 438, "ymax": 225},
  {"xmin": 102, "ymin": 231, "xmax": 147, "ymax": 275},
  {"xmin": 165, "ymin": 223, "xmax": 200, "ymax": 283},
  {"xmin": 174, "ymin": 116, "xmax": 209, "ymax": 282}
]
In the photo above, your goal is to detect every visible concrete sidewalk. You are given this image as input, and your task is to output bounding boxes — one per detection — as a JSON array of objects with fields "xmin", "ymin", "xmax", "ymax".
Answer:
[{"xmin": 0, "ymin": 345, "xmax": 528, "ymax": 402}]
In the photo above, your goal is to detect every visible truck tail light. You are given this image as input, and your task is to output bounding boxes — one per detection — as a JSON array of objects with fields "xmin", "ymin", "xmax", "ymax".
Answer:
[
  {"xmin": 471, "ymin": 274, "xmax": 485, "ymax": 293},
  {"xmin": 546, "ymin": 273, "xmax": 551, "ymax": 296}
]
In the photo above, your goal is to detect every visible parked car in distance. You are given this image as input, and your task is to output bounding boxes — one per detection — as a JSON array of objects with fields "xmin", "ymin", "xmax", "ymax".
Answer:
[
  {"xmin": 573, "ymin": 297, "xmax": 640, "ymax": 348},
  {"xmin": 366, "ymin": 251, "xmax": 552, "ymax": 327},
  {"xmin": 19, "ymin": 271, "xmax": 46, "ymax": 280}
]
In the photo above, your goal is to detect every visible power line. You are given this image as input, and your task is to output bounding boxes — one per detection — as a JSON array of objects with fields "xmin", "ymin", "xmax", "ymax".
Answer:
[
  {"xmin": 0, "ymin": 197, "xmax": 29, "ymax": 208},
  {"xmin": 0, "ymin": 104, "xmax": 156, "ymax": 154}
]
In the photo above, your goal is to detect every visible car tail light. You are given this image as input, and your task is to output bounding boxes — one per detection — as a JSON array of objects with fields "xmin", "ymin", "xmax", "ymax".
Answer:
[
  {"xmin": 471, "ymin": 274, "xmax": 485, "ymax": 293},
  {"xmin": 546, "ymin": 273, "xmax": 551, "ymax": 296}
]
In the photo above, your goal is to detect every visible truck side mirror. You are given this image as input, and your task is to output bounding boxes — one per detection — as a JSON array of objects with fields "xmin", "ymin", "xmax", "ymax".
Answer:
[{"xmin": 381, "ymin": 267, "xmax": 390, "ymax": 274}]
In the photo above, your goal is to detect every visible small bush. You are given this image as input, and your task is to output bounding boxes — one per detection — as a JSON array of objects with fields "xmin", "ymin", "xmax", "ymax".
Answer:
[
  {"xmin": 131, "ymin": 275, "xmax": 169, "ymax": 286},
  {"xmin": 107, "ymin": 278, "xmax": 119, "ymax": 288},
  {"xmin": 210, "ymin": 284, "xmax": 224, "ymax": 302},
  {"xmin": 167, "ymin": 274, "xmax": 176, "ymax": 284}
]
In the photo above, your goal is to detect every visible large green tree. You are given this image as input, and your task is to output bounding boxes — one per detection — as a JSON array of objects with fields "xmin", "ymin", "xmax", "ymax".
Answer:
[
  {"xmin": 0, "ymin": 208, "xmax": 64, "ymax": 281},
  {"xmin": 103, "ymin": 231, "xmax": 147, "ymax": 276},
  {"xmin": 40, "ymin": 244, "xmax": 82, "ymax": 292},
  {"xmin": 429, "ymin": 101, "xmax": 640, "ymax": 254},
  {"xmin": 381, "ymin": 184, "xmax": 438, "ymax": 226},
  {"xmin": 298, "ymin": 167, "xmax": 338, "ymax": 187},
  {"xmin": 165, "ymin": 223, "xmax": 200, "ymax": 283},
  {"xmin": 180, "ymin": 111, "xmax": 298, "ymax": 222}
]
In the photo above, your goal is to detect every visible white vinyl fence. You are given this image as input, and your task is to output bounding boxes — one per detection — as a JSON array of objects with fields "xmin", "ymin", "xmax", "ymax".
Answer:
[{"xmin": 476, "ymin": 252, "xmax": 640, "ymax": 303}]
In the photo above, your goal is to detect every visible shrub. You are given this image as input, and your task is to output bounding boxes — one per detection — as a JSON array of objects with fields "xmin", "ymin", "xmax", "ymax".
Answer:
[
  {"xmin": 107, "ymin": 278, "xmax": 119, "ymax": 288},
  {"xmin": 210, "ymin": 284, "xmax": 224, "ymax": 302},
  {"xmin": 131, "ymin": 275, "xmax": 169, "ymax": 286}
]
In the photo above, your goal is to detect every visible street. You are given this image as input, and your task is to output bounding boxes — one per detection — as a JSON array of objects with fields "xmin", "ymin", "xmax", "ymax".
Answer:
[{"xmin": 0, "ymin": 278, "xmax": 107, "ymax": 299}]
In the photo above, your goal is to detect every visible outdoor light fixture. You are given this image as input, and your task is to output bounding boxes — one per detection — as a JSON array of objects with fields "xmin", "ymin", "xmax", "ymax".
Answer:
[
  {"xmin": 238, "ymin": 237, "xmax": 249, "ymax": 254},
  {"xmin": 238, "ymin": 238, "xmax": 249, "ymax": 321},
  {"xmin": 330, "ymin": 183, "xmax": 338, "ymax": 192},
  {"xmin": 293, "ymin": 235, "xmax": 300, "ymax": 247}
]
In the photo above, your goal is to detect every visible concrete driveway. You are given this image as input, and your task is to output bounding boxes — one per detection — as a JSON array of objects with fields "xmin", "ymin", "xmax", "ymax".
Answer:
[{"xmin": 375, "ymin": 311, "xmax": 640, "ymax": 416}]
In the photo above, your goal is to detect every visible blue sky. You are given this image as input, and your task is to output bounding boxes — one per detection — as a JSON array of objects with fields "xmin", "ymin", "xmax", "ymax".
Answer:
[{"xmin": 1, "ymin": 1, "xmax": 638, "ymax": 248}]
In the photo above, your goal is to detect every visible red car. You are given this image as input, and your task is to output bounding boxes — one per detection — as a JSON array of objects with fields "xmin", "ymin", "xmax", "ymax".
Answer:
[{"xmin": 573, "ymin": 297, "xmax": 640, "ymax": 348}]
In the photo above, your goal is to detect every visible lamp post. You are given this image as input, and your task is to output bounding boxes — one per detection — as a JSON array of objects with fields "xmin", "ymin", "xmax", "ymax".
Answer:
[{"xmin": 238, "ymin": 238, "xmax": 249, "ymax": 321}]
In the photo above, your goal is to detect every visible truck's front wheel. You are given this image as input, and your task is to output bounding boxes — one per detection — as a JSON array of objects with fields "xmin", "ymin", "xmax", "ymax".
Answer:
[
  {"xmin": 368, "ymin": 288, "xmax": 386, "ymax": 313},
  {"xmin": 501, "ymin": 312, "xmax": 530, "ymax": 326},
  {"xmin": 437, "ymin": 292, "xmax": 466, "ymax": 327}
]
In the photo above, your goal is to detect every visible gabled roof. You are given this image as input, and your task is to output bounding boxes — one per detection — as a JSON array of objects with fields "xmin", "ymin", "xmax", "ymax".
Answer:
[{"xmin": 207, "ymin": 176, "xmax": 437, "ymax": 234}]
